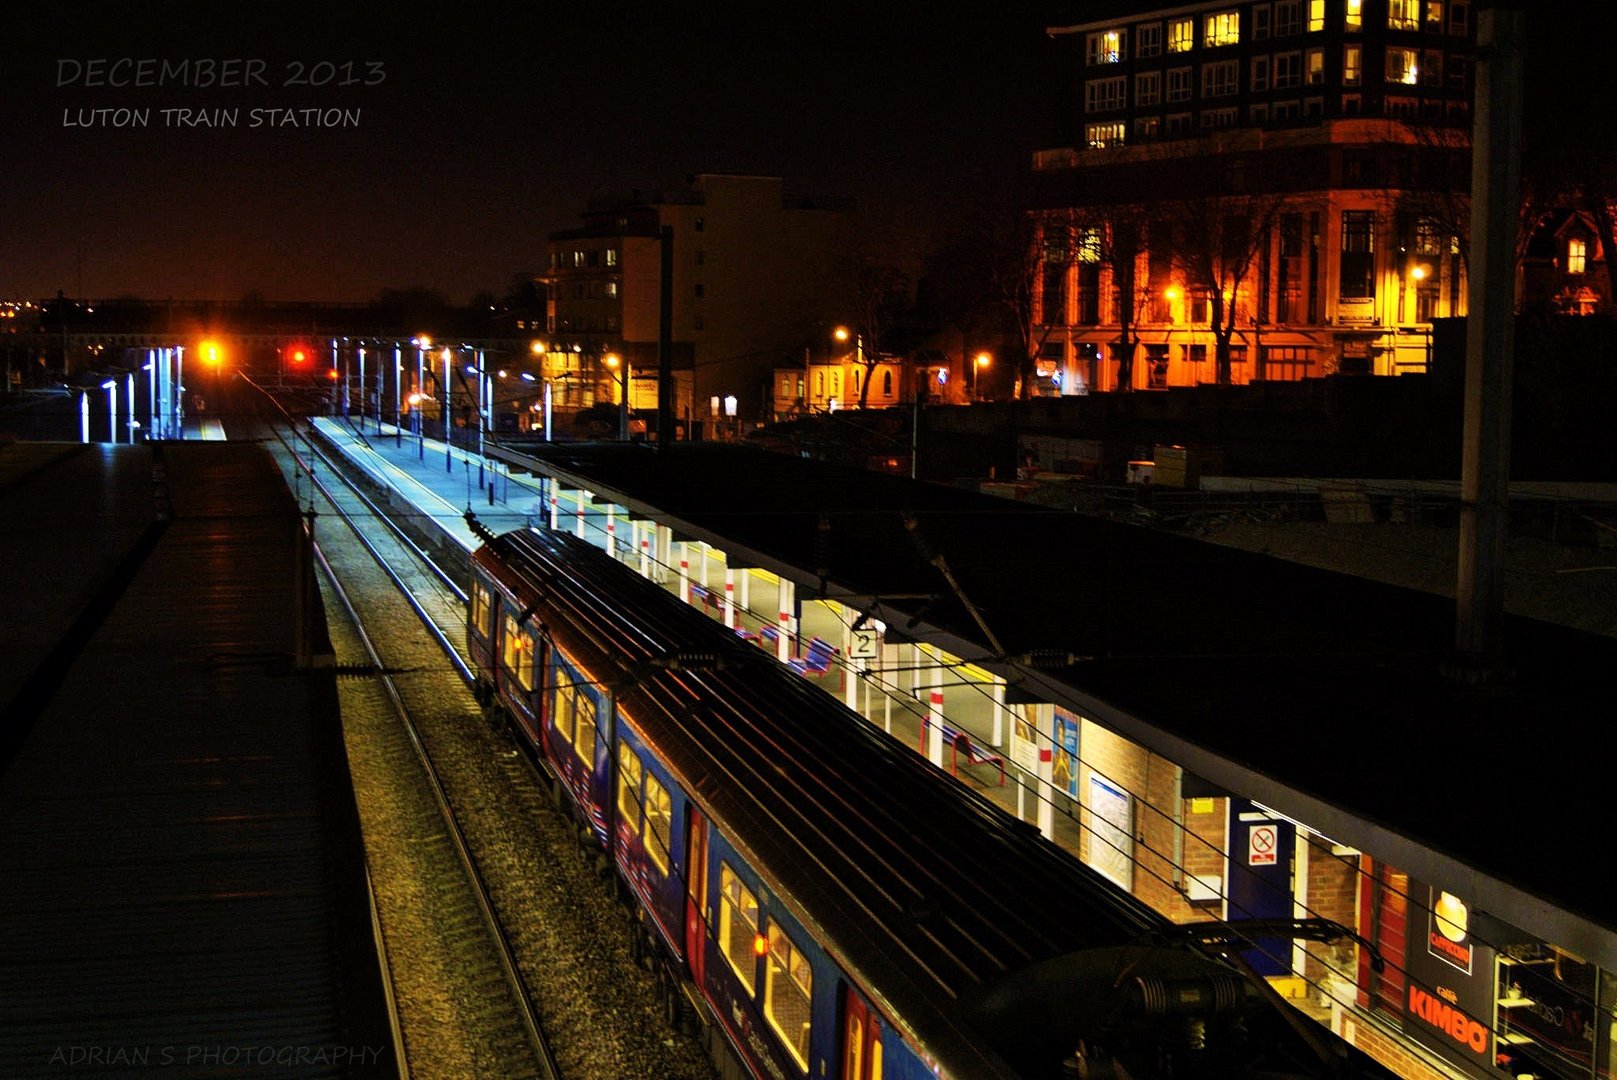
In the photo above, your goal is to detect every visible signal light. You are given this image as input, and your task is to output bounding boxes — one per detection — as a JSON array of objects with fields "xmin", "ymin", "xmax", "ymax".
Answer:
[
  {"xmin": 200, "ymin": 339, "xmax": 223, "ymax": 367},
  {"xmin": 288, "ymin": 345, "xmax": 309, "ymax": 364},
  {"xmin": 326, "ymin": 369, "xmax": 339, "ymax": 381}
]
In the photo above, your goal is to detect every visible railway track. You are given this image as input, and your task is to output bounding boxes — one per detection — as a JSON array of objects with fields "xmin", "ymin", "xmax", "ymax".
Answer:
[{"xmin": 239, "ymin": 387, "xmax": 714, "ymax": 1080}]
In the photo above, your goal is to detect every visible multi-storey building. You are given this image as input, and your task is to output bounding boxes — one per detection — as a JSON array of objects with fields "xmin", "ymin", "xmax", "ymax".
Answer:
[
  {"xmin": 541, "ymin": 174, "xmax": 856, "ymax": 435},
  {"xmin": 1032, "ymin": 0, "xmax": 1474, "ymax": 393}
]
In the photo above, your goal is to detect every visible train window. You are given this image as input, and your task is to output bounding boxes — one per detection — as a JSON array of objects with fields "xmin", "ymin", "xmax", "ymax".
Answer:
[
  {"xmin": 575, "ymin": 694, "xmax": 598, "ymax": 767},
  {"xmin": 643, "ymin": 773, "xmax": 671, "ymax": 876},
  {"xmin": 471, "ymin": 581, "xmax": 493, "ymax": 639},
  {"xmin": 502, "ymin": 613, "xmax": 535, "ymax": 690},
  {"xmin": 617, "ymin": 743, "xmax": 643, "ymax": 838},
  {"xmin": 718, "ymin": 863, "xmax": 759, "ymax": 994},
  {"xmin": 764, "ymin": 922, "xmax": 813, "ymax": 1070}
]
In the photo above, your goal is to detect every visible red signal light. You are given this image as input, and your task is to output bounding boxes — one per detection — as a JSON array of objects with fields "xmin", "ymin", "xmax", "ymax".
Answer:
[
  {"xmin": 290, "ymin": 347, "xmax": 308, "ymax": 364},
  {"xmin": 326, "ymin": 369, "xmax": 339, "ymax": 381}
]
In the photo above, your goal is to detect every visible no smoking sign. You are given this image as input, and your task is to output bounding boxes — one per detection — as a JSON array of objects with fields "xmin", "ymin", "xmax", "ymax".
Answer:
[{"xmin": 1248, "ymin": 824, "xmax": 1278, "ymax": 866}]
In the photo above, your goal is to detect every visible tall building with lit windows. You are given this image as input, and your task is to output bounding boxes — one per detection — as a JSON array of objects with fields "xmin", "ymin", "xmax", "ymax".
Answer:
[
  {"xmin": 1030, "ymin": 0, "xmax": 1474, "ymax": 393},
  {"xmin": 541, "ymin": 174, "xmax": 855, "ymax": 434}
]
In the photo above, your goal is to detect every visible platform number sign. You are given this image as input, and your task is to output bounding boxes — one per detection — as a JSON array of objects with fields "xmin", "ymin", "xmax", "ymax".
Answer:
[
  {"xmin": 848, "ymin": 627, "xmax": 880, "ymax": 660},
  {"xmin": 1247, "ymin": 824, "xmax": 1278, "ymax": 866}
]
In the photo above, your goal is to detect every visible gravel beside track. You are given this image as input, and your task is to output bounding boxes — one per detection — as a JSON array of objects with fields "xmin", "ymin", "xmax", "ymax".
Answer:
[{"xmin": 269, "ymin": 412, "xmax": 716, "ymax": 1080}]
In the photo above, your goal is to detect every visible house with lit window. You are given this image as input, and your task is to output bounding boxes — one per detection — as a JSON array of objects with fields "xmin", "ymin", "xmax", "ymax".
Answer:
[
  {"xmin": 541, "ymin": 174, "xmax": 856, "ymax": 436},
  {"xmin": 1518, "ymin": 209, "xmax": 1612, "ymax": 317},
  {"xmin": 1030, "ymin": 0, "xmax": 1474, "ymax": 392}
]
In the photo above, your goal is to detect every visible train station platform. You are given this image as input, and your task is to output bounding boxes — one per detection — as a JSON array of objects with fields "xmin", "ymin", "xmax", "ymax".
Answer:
[
  {"xmin": 310, "ymin": 416, "xmax": 1617, "ymax": 1080},
  {"xmin": 0, "ymin": 440, "xmax": 396, "ymax": 1077}
]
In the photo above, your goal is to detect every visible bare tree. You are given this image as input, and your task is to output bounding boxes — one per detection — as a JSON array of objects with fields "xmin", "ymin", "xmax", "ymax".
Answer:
[
  {"xmin": 1071, "ymin": 204, "xmax": 1161, "ymax": 391},
  {"xmin": 1168, "ymin": 181, "xmax": 1286, "ymax": 385},
  {"xmin": 844, "ymin": 259, "xmax": 910, "ymax": 409}
]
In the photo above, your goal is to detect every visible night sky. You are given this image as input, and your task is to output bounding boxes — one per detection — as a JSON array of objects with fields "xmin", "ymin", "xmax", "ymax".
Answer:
[{"xmin": 1, "ymin": 2, "xmax": 1065, "ymax": 304}]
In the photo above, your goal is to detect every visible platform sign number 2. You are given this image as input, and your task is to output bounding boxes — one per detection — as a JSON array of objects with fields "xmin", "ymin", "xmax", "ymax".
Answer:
[
  {"xmin": 849, "ymin": 627, "xmax": 880, "ymax": 660},
  {"xmin": 1248, "ymin": 824, "xmax": 1278, "ymax": 866}
]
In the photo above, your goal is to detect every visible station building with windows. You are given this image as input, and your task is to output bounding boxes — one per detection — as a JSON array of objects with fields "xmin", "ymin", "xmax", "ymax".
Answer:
[
  {"xmin": 1030, "ymin": 0, "xmax": 1474, "ymax": 392},
  {"xmin": 540, "ymin": 174, "xmax": 856, "ymax": 435}
]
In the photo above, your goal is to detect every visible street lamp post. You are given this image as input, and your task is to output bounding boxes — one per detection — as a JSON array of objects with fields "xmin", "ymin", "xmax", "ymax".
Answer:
[
  {"xmin": 413, "ymin": 336, "xmax": 428, "ymax": 459},
  {"xmin": 973, "ymin": 352, "xmax": 992, "ymax": 402},
  {"xmin": 605, "ymin": 352, "xmax": 628, "ymax": 440},
  {"xmin": 102, "ymin": 379, "xmax": 117, "ymax": 444},
  {"xmin": 393, "ymin": 344, "xmax": 403, "ymax": 446},
  {"xmin": 441, "ymin": 346, "xmax": 453, "ymax": 473},
  {"xmin": 126, "ymin": 372, "xmax": 136, "ymax": 441}
]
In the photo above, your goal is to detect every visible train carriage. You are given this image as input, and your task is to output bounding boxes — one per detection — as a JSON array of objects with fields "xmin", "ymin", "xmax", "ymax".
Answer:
[{"xmin": 468, "ymin": 523, "xmax": 1398, "ymax": 1080}]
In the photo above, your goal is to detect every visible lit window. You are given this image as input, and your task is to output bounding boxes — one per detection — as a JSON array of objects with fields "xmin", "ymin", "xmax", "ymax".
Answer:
[
  {"xmin": 617, "ymin": 742, "xmax": 643, "ymax": 838},
  {"xmin": 1168, "ymin": 17, "xmax": 1193, "ymax": 52},
  {"xmin": 1306, "ymin": 48, "xmax": 1324, "ymax": 84},
  {"xmin": 1203, "ymin": 11, "xmax": 1239, "ymax": 47},
  {"xmin": 643, "ymin": 772, "xmax": 671, "ymax": 874},
  {"xmin": 1343, "ymin": 44, "xmax": 1361, "ymax": 85},
  {"xmin": 1386, "ymin": 46, "xmax": 1418, "ymax": 84},
  {"xmin": 1086, "ymin": 29, "xmax": 1125, "ymax": 64},
  {"xmin": 764, "ymin": 922, "xmax": 814, "ymax": 1071},
  {"xmin": 1388, "ymin": 0, "xmax": 1418, "ymax": 30},
  {"xmin": 605, "ymin": 281, "xmax": 619, "ymax": 298},
  {"xmin": 1136, "ymin": 22, "xmax": 1162, "ymax": 56},
  {"xmin": 572, "ymin": 249, "xmax": 585, "ymax": 267},
  {"xmin": 1426, "ymin": 1, "xmax": 1444, "ymax": 27},
  {"xmin": 1308, "ymin": 0, "xmax": 1325, "ymax": 31},
  {"xmin": 1085, "ymin": 76, "xmax": 1126, "ymax": 112},
  {"xmin": 719, "ymin": 863, "xmax": 760, "ymax": 993},
  {"xmin": 1135, "ymin": 71, "xmax": 1161, "ymax": 106},
  {"xmin": 1569, "ymin": 238, "xmax": 1588, "ymax": 275},
  {"xmin": 1345, "ymin": 0, "xmax": 1362, "ymax": 29},
  {"xmin": 502, "ymin": 613, "xmax": 535, "ymax": 690},
  {"xmin": 1167, "ymin": 66, "xmax": 1193, "ymax": 101},
  {"xmin": 573, "ymin": 685, "xmax": 597, "ymax": 766},
  {"xmin": 605, "ymin": 248, "xmax": 619, "ymax": 267},
  {"xmin": 1084, "ymin": 122, "xmax": 1126, "ymax": 148},
  {"xmin": 1078, "ymin": 229, "xmax": 1102, "ymax": 263},
  {"xmin": 1203, "ymin": 59, "xmax": 1239, "ymax": 97},
  {"xmin": 471, "ymin": 581, "xmax": 493, "ymax": 639}
]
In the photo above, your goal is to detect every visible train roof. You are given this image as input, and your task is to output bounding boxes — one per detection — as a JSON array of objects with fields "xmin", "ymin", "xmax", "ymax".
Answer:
[
  {"xmin": 488, "ymin": 439, "xmax": 1617, "ymax": 965},
  {"xmin": 0, "ymin": 441, "xmax": 394, "ymax": 1076},
  {"xmin": 474, "ymin": 526, "xmax": 1376, "ymax": 1079}
]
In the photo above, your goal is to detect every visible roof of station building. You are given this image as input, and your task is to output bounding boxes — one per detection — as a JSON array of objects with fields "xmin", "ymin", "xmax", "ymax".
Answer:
[{"xmin": 499, "ymin": 438, "xmax": 1616, "ymax": 962}]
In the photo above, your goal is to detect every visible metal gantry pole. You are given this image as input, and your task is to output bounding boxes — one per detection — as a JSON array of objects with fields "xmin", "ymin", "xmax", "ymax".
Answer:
[{"xmin": 415, "ymin": 343, "xmax": 425, "ymax": 459}]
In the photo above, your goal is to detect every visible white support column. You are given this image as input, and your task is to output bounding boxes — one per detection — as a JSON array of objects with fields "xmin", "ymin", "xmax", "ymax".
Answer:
[
  {"xmin": 657, "ymin": 524, "xmax": 673, "ymax": 583},
  {"xmin": 605, "ymin": 506, "xmax": 617, "ymax": 559},
  {"xmin": 843, "ymin": 617, "xmax": 860, "ymax": 712},
  {"xmin": 991, "ymin": 678, "xmax": 1006, "ymax": 747},
  {"xmin": 638, "ymin": 522, "xmax": 651, "ymax": 578},
  {"xmin": 927, "ymin": 686, "xmax": 946, "ymax": 767},
  {"xmin": 1292, "ymin": 829, "xmax": 1311, "ymax": 978},
  {"xmin": 548, "ymin": 485, "xmax": 559, "ymax": 530},
  {"xmin": 739, "ymin": 567, "xmax": 751, "ymax": 615},
  {"xmin": 776, "ymin": 578, "xmax": 794, "ymax": 662},
  {"xmin": 575, "ymin": 489, "xmax": 587, "ymax": 539},
  {"xmin": 722, "ymin": 567, "xmax": 737, "ymax": 629},
  {"xmin": 1034, "ymin": 702, "xmax": 1055, "ymax": 840},
  {"xmin": 679, "ymin": 541, "xmax": 691, "ymax": 604}
]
